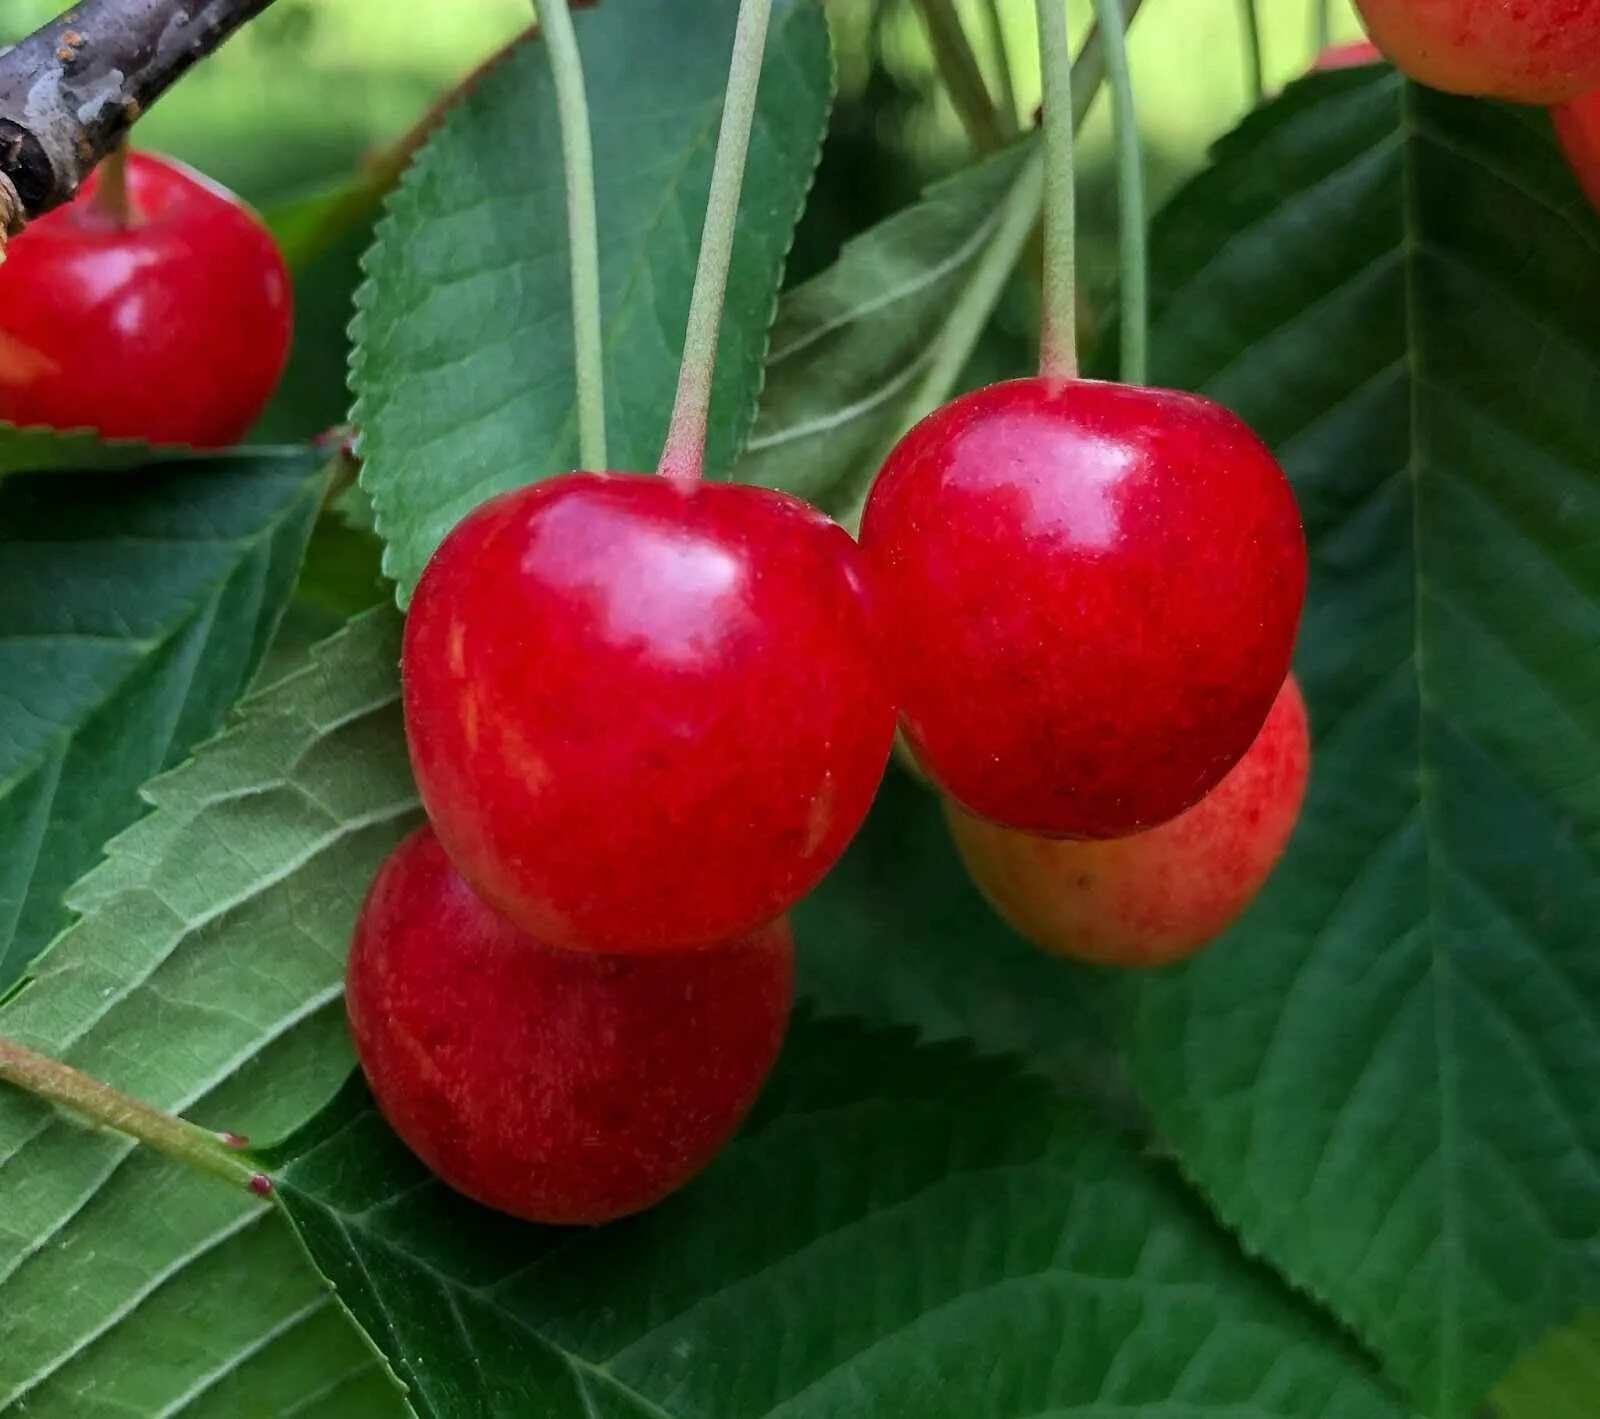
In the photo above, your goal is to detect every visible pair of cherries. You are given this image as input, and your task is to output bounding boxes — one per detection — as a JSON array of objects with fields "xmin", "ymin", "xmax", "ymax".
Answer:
[{"xmin": 351, "ymin": 373, "xmax": 1307, "ymax": 1226}]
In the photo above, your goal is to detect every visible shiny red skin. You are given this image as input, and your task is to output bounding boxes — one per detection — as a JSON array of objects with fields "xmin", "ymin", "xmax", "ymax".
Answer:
[
  {"xmin": 1352, "ymin": 0, "xmax": 1600, "ymax": 103},
  {"xmin": 0, "ymin": 152, "xmax": 291, "ymax": 447},
  {"xmin": 861, "ymin": 378, "xmax": 1306, "ymax": 840},
  {"xmin": 1555, "ymin": 90, "xmax": 1600, "ymax": 211},
  {"xmin": 948, "ymin": 675, "xmax": 1310, "ymax": 968},
  {"xmin": 403, "ymin": 472, "xmax": 896, "ymax": 954},
  {"xmin": 347, "ymin": 828, "xmax": 793, "ymax": 1225},
  {"xmin": 1314, "ymin": 39, "xmax": 1385, "ymax": 70}
]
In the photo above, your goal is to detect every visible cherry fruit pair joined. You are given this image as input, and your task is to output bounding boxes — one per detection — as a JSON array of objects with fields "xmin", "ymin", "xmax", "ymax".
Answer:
[{"xmin": 0, "ymin": 152, "xmax": 291, "ymax": 448}]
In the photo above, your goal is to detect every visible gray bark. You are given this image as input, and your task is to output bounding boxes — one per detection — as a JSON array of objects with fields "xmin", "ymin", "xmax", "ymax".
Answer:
[{"xmin": 0, "ymin": 0, "xmax": 279, "ymax": 223}]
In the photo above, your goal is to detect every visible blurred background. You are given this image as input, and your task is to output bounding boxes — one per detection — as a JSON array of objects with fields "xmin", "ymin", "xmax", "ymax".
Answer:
[{"xmin": 0, "ymin": 0, "xmax": 1366, "ymax": 436}]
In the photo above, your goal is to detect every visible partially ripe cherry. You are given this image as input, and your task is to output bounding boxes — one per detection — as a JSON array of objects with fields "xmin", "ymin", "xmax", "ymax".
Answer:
[
  {"xmin": 1555, "ymin": 91, "xmax": 1600, "ymax": 213},
  {"xmin": 1351, "ymin": 0, "xmax": 1600, "ymax": 104},
  {"xmin": 860, "ymin": 378, "xmax": 1306, "ymax": 840},
  {"xmin": 947, "ymin": 673, "xmax": 1310, "ymax": 968},
  {"xmin": 403, "ymin": 472, "xmax": 896, "ymax": 954},
  {"xmin": 347, "ymin": 827, "xmax": 794, "ymax": 1225},
  {"xmin": 1313, "ymin": 39, "xmax": 1384, "ymax": 71},
  {"xmin": 0, "ymin": 152, "xmax": 292, "ymax": 448}
]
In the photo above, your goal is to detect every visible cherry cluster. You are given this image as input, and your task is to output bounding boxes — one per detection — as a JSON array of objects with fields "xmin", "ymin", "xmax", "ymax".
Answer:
[
  {"xmin": 9, "ymin": 0, "xmax": 1596, "ymax": 1234},
  {"xmin": 350, "ymin": 360, "xmax": 1311, "ymax": 1227}
]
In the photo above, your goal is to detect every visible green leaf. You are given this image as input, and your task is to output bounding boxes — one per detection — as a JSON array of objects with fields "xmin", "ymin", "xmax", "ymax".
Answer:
[
  {"xmin": 272, "ymin": 1016, "xmax": 1410, "ymax": 1419},
  {"xmin": 1080, "ymin": 69, "xmax": 1600, "ymax": 1418},
  {"xmin": 0, "ymin": 422, "xmax": 166, "ymax": 476},
  {"xmin": 0, "ymin": 449, "xmax": 328, "ymax": 989},
  {"xmin": 0, "ymin": 608, "xmax": 417, "ymax": 1417},
  {"xmin": 738, "ymin": 139, "xmax": 1040, "ymax": 513},
  {"xmin": 354, "ymin": 0, "xmax": 834, "ymax": 604}
]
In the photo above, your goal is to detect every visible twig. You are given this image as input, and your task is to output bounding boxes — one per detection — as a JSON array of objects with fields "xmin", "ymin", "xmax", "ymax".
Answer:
[{"xmin": 0, "ymin": 0, "xmax": 281, "ymax": 227}]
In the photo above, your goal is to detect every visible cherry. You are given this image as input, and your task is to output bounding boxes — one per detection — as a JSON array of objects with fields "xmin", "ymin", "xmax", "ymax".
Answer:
[
  {"xmin": 860, "ymin": 378, "xmax": 1306, "ymax": 840},
  {"xmin": 1313, "ymin": 39, "xmax": 1384, "ymax": 71},
  {"xmin": 403, "ymin": 471, "xmax": 896, "ymax": 954},
  {"xmin": 0, "ymin": 152, "xmax": 292, "ymax": 448},
  {"xmin": 347, "ymin": 827, "xmax": 792, "ymax": 1224},
  {"xmin": 1351, "ymin": 0, "xmax": 1600, "ymax": 104},
  {"xmin": 947, "ymin": 673, "xmax": 1310, "ymax": 968},
  {"xmin": 1555, "ymin": 91, "xmax": 1600, "ymax": 213}
]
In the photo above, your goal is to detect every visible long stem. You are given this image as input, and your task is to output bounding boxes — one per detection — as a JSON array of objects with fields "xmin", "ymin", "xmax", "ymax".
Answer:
[
  {"xmin": 1312, "ymin": 0, "xmax": 1331, "ymax": 54},
  {"xmin": 0, "ymin": 1037, "xmax": 270, "ymax": 1195},
  {"xmin": 1239, "ymin": 0, "xmax": 1264, "ymax": 104},
  {"xmin": 1091, "ymin": 0, "xmax": 1146, "ymax": 385},
  {"xmin": 1033, "ymin": 0, "xmax": 1077, "ymax": 380},
  {"xmin": 913, "ymin": 0, "xmax": 1010, "ymax": 152},
  {"xmin": 531, "ymin": 0, "xmax": 606, "ymax": 470},
  {"xmin": 979, "ymin": 0, "xmax": 1021, "ymax": 128},
  {"xmin": 92, "ymin": 139, "xmax": 132, "ymax": 226},
  {"xmin": 657, "ymin": 0, "xmax": 772, "ymax": 485}
]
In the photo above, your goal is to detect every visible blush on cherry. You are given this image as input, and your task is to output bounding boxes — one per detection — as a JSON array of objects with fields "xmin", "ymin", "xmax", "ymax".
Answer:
[
  {"xmin": 403, "ymin": 471, "xmax": 896, "ymax": 955},
  {"xmin": 860, "ymin": 377, "xmax": 1306, "ymax": 840},
  {"xmin": 0, "ymin": 152, "xmax": 292, "ymax": 448},
  {"xmin": 1351, "ymin": 0, "xmax": 1600, "ymax": 104},
  {"xmin": 947, "ymin": 673, "xmax": 1310, "ymax": 968},
  {"xmin": 1555, "ymin": 90, "xmax": 1600, "ymax": 214},
  {"xmin": 347, "ymin": 827, "xmax": 793, "ymax": 1225},
  {"xmin": 1313, "ymin": 39, "xmax": 1383, "ymax": 71}
]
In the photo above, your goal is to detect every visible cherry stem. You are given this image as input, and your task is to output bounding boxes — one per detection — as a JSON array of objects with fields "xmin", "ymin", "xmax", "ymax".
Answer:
[
  {"xmin": 1240, "ymin": 0, "xmax": 1264, "ymax": 103},
  {"xmin": 0, "ymin": 1036, "xmax": 267, "ymax": 1195},
  {"xmin": 532, "ymin": 0, "xmax": 607, "ymax": 471},
  {"xmin": 657, "ymin": 0, "xmax": 773, "ymax": 485},
  {"xmin": 979, "ymin": 0, "xmax": 1021, "ymax": 129},
  {"xmin": 1034, "ymin": 0, "xmax": 1078, "ymax": 381},
  {"xmin": 913, "ymin": 0, "xmax": 1011, "ymax": 152},
  {"xmin": 1312, "ymin": 0, "xmax": 1331, "ymax": 53},
  {"xmin": 93, "ymin": 140, "xmax": 133, "ymax": 227},
  {"xmin": 1091, "ymin": 0, "xmax": 1147, "ymax": 386}
]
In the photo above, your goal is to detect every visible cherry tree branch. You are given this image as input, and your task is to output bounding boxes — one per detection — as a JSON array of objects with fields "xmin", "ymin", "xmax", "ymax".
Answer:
[{"xmin": 0, "ymin": 0, "xmax": 280, "ymax": 230}]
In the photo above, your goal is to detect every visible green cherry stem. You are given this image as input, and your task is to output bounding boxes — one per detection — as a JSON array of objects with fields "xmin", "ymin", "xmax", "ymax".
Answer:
[
  {"xmin": 532, "ymin": 0, "xmax": 606, "ymax": 470},
  {"xmin": 1034, "ymin": 0, "xmax": 1078, "ymax": 381},
  {"xmin": 979, "ymin": 0, "xmax": 1021, "ymax": 129},
  {"xmin": 657, "ymin": 0, "xmax": 772, "ymax": 485},
  {"xmin": 1312, "ymin": 0, "xmax": 1331, "ymax": 54},
  {"xmin": 0, "ymin": 1036, "xmax": 270, "ymax": 1195},
  {"xmin": 913, "ymin": 0, "xmax": 1011, "ymax": 151},
  {"xmin": 1239, "ymin": 0, "xmax": 1265, "ymax": 103},
  {"xmin": 1090, "ymin": 0, "xmax": 1147, "ymax": 386}
]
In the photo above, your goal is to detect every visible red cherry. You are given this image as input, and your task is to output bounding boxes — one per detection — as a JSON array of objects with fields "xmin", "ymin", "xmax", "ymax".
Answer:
[
  {"xmin": 0, "ymin": 152, "xmax": 292, "ymax": 448},
  {"xmin": 1313, "ymin": 39, "xmax": 1384, "ymax": 71},
  {"xmin": 403, "ymin": 472, "xmax": 896, "ymax": 954},
  {"xmin": 860, "ymin": 378, "xmax": 1306, "ymax": 840},
  {"xmin": 947, "ymin": 673, "xmax": 1310, "ymax": 968},
  {"xmin": 1351, "ymin": 0, "xmax": 1600, "ymax": 104},
  {"xmin": 347, "ymin": 827, "xmax": 793, "ymax": 1225},
  {"xmin": 1555, "ymin": 91, "xmax": 1600, "ymax": 212}
]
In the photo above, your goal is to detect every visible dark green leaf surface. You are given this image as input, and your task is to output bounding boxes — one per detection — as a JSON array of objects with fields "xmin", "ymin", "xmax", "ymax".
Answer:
[
  {"xmin": 737, "ymin": 139, "xmax": 1038, "ymax": 512},
  {"xmin": 0, "ymin": 609, "xmax": 416, "ymax": 1418},
  {"xmin": 274, "ymin": 1017, "xmax": 1410, "ymax": 1419},
  {"xmin": 0, "ymin": 450, "xmax": 326, "ymax": 988},
  {"xmin": 1085, "ymin": 70, "xmax": 1600, "ymax": 1418},
  {"xmin": 354, "ymin": 0, "xmax": 833, "ymax": 603}
]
